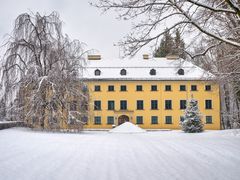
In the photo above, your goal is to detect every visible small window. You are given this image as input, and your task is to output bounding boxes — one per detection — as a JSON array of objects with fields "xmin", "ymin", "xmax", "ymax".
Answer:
[
  {"xmin": 108, "ymin": 85, "xmax": 114, "ymax": 91},
  {"xmin": 180, "ymin": 85, "xmax": 186, "ymax": 91},
  {"xmin": 206, "ymin": 116, "xmax": 213, "ymax": 124},
  {"xmin": 94, "ymin": 101, "xmax": 101, "ymax": 110},
  {"xmin": 177, "ymin": 68, "xmax": 184, "ymax": 75},
  {"xmin": 120, "ymin": 100, "xmax": 127, "ymax": 110},
  {"xmin": 136, "ymin": 116, "xmax": 143, "ymax": 124},
  {"xmin": 180, "ymin": 100, "xmax": 187, "ymax": 109},
  {"xmin": 205, "ymin": 85, "xmax": 211, "ymax": 91},
  {"xmin": 94, "ymin": 116, "xmax": 101, "ymax": 124},
  {"xmin": 151, "ymin": 85, "xmax": 157, "ymax": 91},
  {"xmin": 94, "ymin": 85, "xmax": 101, "ymax": 91},
  {"xmin": 165, "ymin": 85, "xmax": 171, "ymax": 91},
  {"xmin": 107, "ymin": 116, "xmax": 114, "ymax": 125},
  {"xmin": 165, "ymin": 116, "xmax": 172, "ymax": 124},
  {"xmin": 205, "ymin": 100, "xmax": 212, "ymax": 109},
  {"xmin": 151, "ymin": 116, "xmax": 158, "ymax": 124},
  {"xmin": 165, "ymin": 100, "xmax": 172, "ymax": 110},
  {"xmin": 81, "ymin": 116, "xmax": 88, "ymax": 124},
  {"xmin": 150, "ymin": 69, "xmax": 156, "ymax": 75},
  {"xmin": 120, "ymin": 85, "xmax": 127, "ymax": 91},
  {"xmin": 108, "ymin": 101, "xmax": 115, "ymax": 110},
  {"xmin": 151, "ymin": 100, "xmax": 158, "ymax": 110},
  {"xmin": 120, "ymin": 69, "xmax": 127, "ymax": 76},
  {"xmin": 137, "ymin": 100, "xmax": 144, "ymax": 110},
  {"xmin": 70, "ymin": 101, "xmax": 77, "ymax": 111},
  {"xmin": 95, "ymin": 69, "xmax": 101, "ymax": 76},
  {"xmin": 191, "ymin": 85, "xmax": 197, "ymax": 91},
  {"xmin": 136, "ymin": 85, "xmax": 143, "ymax": 91}
]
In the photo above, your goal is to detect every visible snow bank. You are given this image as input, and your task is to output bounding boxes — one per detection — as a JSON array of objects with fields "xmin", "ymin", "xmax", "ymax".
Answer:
[{"xmin": 109, "ymin": 122, "xmax": 146, "ymax": 133}]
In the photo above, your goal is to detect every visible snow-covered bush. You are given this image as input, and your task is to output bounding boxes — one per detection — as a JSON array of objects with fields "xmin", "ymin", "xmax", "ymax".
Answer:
[{"xmin": 180, "ymin": 99, "xmax": 204, "ymax": 133}]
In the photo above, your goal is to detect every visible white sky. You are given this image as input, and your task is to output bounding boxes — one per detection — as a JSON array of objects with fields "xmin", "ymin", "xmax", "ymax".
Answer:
[{"xmin": 0, "ymin": 0, "xmax": 149, "ymax": 59}]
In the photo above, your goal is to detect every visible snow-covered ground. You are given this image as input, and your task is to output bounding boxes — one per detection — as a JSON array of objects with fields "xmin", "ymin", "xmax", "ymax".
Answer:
[{"xmin": 0, "ymin": 128, "xmax": 240, "ymax": 180}]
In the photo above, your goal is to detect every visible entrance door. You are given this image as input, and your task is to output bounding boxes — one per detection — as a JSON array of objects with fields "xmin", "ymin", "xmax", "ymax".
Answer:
[{"xmin": 118, "ymin": 115, "xmax": 129, "ymax": 125}]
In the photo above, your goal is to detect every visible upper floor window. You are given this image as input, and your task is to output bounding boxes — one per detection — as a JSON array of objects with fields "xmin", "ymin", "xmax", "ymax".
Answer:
[
  {"xmin": 120, "ymin": 69, "xmax": 127, "ymax": 76},
  {"xmin": 136, "ymin": 85, "xmax": 143, "ymax": 91},
  {"xmin": 205, "ymin": 100, "xmax": 212, "ymax": 109},
  {"xmin": 177, "ymin": 68, "xmax": 184, "ymax": 75},
  {"xmin": 137, "ymin": 100, "xmax": 144, "ymax": 110},
  {"xmin": 165, "ymin": 100, "xmax": 172, "ymax": 110},
  {"xmin": 191, "ymin": 85, "xmax": 197, "ymax": 91},
  {"xmin": 94, "ymin": 101, "xmax": 101, "ymax": 110},
  {"xmin": 151, "ymin": 100, "xmax": 158, "ymax": 110},
  {"xmin": 108, "ymin": 101, "xmax": 115, "ymax": 110},
  {"xmin": 95, "ymin": 69, "xmax": 101, "ymax": 76},
  {"xmin": 94, "ymin": 85, "xmax": 101, "ymax": 91},
  {"xmin": 205, "ymin": 85, "xmax": 211, "ymax": 91},
  {"xmin": 180, "ymin": 85, "xmax": 186, "ymax": 91},
  {"xmin": 108, "ymin": 85, "xmax": 114, "ymax": 91},
  {"xmin": 180, "ymin": 100, "xmax": 187, "ymax": 109},
  {"xmin": 120, "ymin": 85, "xmax": 127, "ymax": 91},
  {"xmin": 120, "ymin": 100, "xmax": 127, "ymax": 110},
  {"xmin": 150, "ymin": 69, "xmax": 156, "ymax": 75},
  {"xmin": 165, "ymin": 85, "xmax": 172, "ymax": 91},
  {"xmin": 151, "ymin": 85, "xmax": 158, "ymax": 91}
]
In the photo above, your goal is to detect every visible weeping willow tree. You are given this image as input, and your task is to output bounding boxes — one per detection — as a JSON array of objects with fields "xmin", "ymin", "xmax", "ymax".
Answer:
[{"xmin": 0, "ymin": 12, "xmax": 88, "ymax": 130}]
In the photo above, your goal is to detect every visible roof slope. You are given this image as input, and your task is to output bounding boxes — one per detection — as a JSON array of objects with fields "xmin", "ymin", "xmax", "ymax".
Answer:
[{"xmin": 82, "ymin": 57, "xmax": 213, "ymax": 80}]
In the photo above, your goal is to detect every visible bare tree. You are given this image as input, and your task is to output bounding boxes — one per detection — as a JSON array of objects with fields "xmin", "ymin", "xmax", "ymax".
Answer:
[{"xmin": 0, "ymin": 12, "xmax": 88, "ymax": 130}]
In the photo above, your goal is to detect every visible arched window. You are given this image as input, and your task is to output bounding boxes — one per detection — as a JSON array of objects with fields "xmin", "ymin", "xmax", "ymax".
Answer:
[
  {"xmin": 150, "ymin": 69, "xmax": 156, "ymax": 75},
  {"xmin": 95, "ymin": 69, "xmax": 101, "ymax": 76},
  {"xmin": 177, "ymin": 68, "xmax": 184, "ymax": 75},
  {"xmin": 120, "ymin": 69, "xmax": 127, "ymax": 76}
]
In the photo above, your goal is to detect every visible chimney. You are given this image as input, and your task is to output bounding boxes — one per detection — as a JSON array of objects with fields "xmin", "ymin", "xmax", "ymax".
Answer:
[
  {"xmin": 88, "ymin": 55, "xmax": 101, "ymax": 60},
  {"xmin": 166, "ymin": 55, "xmax": 179, "ymax": 60},
  {"xmin": 143, "ymin": 54, "xmax": 149, "ymax": 60}
]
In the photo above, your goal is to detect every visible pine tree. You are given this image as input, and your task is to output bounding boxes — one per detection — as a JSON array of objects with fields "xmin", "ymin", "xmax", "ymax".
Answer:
[
  {"xmin": 180, "ymin": 98, "xmax": 204, "ymax": 133},
  {"xmin": 174, "ymin": 29, "xmax": 186, "ymax": 59}
]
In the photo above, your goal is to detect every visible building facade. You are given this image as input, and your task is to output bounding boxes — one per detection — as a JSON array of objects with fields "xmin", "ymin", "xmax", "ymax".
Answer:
[{"xmin": 83, "ymin": 55, "xmax": 221, "ymax": 130}]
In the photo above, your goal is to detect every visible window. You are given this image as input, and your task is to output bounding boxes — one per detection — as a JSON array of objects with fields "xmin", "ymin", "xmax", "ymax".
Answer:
[
  {"xmin": 180, "ymin": 85, "xmax": 186, "ymax": 91},
  {"xmin": 151, "ymin": 100, "xmax": 158, "ymax": 110},
  {"xmin": 165, "ymin": 116, "xmax": 172, "ymax": 124},
  {"xmin": 177, "ymin": 68, "xmax": 184, "ymax": 75},
  {"xmin": 120, "ymin": 100, "xmax": 127, "ymax": 110},
  {"xmin": 120, "ymin": 85, "xmax": 127, "ymax": 91},
  {"xmin": 70, "ymin": 101, "xmax": 77, "ymax": 111},
  {"xmin": 81, "ymin": 116, "xmax": 88, "ymax": 124},
  {"xmin": 107, "ymin": 116, "xmax": 114, "ymax": 125},
  {"xmin": 151, "ymin": 116, "xmax": 158, "ymax": 124},
  {"xmin": 94, "ymin": 85, "xmax": 101, "ymax": 91},
  {"xmin": 94, "ymin": 101, "xmax": 101, "ymax": 110},
  {"xmin": 120, "ymin": 69, "xmax": 127, "ymax": 76},
  {"xmin": 108, "ymin": 85, "xmax": 114, "ymax": 91},
  {"xmin": 205, "ymin": 85, "xmax": 211, "ymax": 91},
  {"xmin": 108, "ymin": 101, "xmax": 115, "ymax": 110},
  {"xmin": 150, "ymin": 69, "xmax": 156, "ymax": 75},
  {"xmin": 205, "ymin": 100, "xmax": 212, "ymax": 109},
  {"xmin": 151, "ymin": 85, "xmax": 157, "ymax": 91},
  {"xmin": 165, "ymin": 100, "xmax": 172, "ymax": 110},
  {"xmin": 206, "ymin": 116, "xmax": 213, "ymax": 124},
  {"xmin": 137, "ymin": 100, "xmax": 144, "ymax": 110},
  {"xmin": 191, "ymin": 85, "xmax": 197, "ymax": 91},
  {"xmin": 180, "ymin": 100, "xmax": 187, "ymax": 109},
  {"xmin": 95, "ymin": 69, "xmax": 101, "ymax": 76},
  {"xmin": 136, "ymin": 116, "xmax": 143, "ymax": 124},
  {"xmin": 165, "ymin": 85, "xmax": 171, "ymax": 91},
  {"xmin": 94, "ymin": 116, "xmax": 101, "ymax": 124},
  {"xmin": 136, "ymin": 85, "xmax": 143, "ymax": 91},
  {"xmin": 180, "ymin": 116, "xmax": 184, "ymax": 122}
]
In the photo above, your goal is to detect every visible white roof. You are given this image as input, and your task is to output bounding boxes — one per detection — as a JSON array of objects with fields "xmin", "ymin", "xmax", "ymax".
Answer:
[{"xmin": 82, "ymin": 57, "xmax": 213, "ymax": 81}]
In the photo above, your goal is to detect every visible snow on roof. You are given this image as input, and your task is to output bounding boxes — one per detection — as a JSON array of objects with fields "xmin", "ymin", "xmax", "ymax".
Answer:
[{"xmin": 82, "ymin": 56, "xmax": 213, "ymax": 81}]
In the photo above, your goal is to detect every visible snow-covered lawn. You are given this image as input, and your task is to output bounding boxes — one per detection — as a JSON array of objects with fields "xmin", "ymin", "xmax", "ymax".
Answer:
[{"xmin": 0, "ymin": 128, "xmax": 240, "ymax": 180}]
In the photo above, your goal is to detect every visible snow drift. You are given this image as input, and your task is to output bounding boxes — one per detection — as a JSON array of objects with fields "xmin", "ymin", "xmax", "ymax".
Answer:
[{"xmin": 109, "ymin": 122, "xmax": 146, "ymax": 133}]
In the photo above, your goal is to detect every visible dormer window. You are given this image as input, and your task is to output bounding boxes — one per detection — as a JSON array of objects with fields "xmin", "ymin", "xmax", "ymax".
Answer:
[
  {"xmin": 95, "ymin": 69, "xmax": 101, "ymax": 76},
  {"xmin": 150, "ymin": 69, "xmax": 156, "ymax": 75},
  {"xmin": 177, "ymin": 68, "xmax": 184, "ymax": 75},
  {"xmin": 120, "ymin": 69, "xmax": 127, "ymax": 76}
]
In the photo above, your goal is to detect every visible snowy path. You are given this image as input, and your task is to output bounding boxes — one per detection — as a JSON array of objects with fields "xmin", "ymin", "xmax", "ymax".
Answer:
[{"xmin": 0, "ymin": 128, "xmax": 240, "ymax": 180}]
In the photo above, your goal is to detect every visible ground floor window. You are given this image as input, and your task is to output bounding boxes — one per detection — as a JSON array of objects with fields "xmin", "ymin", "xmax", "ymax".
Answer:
[
  {"xmin": 107, "ymin": 116, "xmax": 114, "ymax": 125},
  {"xmin": 165, "ymin": 116, "xmax": 172, "ymax": 124},
  {"xmin": 136, "ymin": 116, "xmax": 143, "ymax": 124},
  {"xmin": 151, "ymin": 116, "xmax": 158, "ymax": 124},
  {"xmin": 94, "ymin": 116, "xmax": 101, "ymax": 124},
  {"xmin": 206, "ymin": 116, "xmax": 213, "ymax": 124}
]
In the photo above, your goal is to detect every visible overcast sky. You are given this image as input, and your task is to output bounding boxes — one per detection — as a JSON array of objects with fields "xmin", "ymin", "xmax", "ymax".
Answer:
[{"xmin": 0, "ymin": 0, "xmax": 149, "ymax": 59}]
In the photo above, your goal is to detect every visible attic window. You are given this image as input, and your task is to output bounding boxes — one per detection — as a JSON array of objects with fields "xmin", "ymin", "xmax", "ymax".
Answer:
[
  {"xmin": 120, "ymin": 69, "xmax": 127, "ymax": 76},
  {"xmin": 95, "ymin": 69, "xmax": 101, "ymax": 76},
  {"xmin": 177, "ymin": 68, "xmax": 184, "ymax": 75},
  {"xmin": 150, "ymin": 69, "xmax": 156, "ymax": 75}
]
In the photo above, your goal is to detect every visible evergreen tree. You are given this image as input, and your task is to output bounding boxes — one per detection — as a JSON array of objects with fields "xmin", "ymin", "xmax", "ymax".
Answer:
[
  {"xmin": 174, "ymin": 29, "xmax": 186, "ymax": 59},
  {"xmin": 180, "ymin": 98, "xmax": 204, "ymax": 133}
]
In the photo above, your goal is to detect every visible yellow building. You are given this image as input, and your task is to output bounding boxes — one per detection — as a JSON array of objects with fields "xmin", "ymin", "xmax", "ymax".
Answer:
[{"xmin": 83, "ymin": 55, "xmax": 221, "ymax": 130}]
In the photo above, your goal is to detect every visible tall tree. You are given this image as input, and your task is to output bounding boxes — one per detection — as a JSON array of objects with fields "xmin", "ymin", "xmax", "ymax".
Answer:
[{"xmin": 0, "ymin": 12, "xmax": 88, "ymax": 129}]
